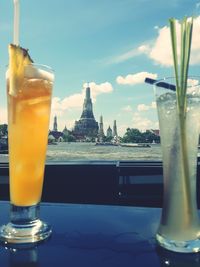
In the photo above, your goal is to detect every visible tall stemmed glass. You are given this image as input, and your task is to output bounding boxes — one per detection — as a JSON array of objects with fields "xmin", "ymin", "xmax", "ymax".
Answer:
[{"xmin": 0, "ymin": 63, "xmax": 54, "ymax": 244}]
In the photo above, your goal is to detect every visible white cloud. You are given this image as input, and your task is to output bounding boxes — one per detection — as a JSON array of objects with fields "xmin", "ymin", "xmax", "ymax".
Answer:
[
  {"xmin": 137, "ymin": 44, "xmax": 150, "ymax": 54},
  {"xmin": 50, "ymin": 95, "xmax": 83, "ymax": 131},
  {"xmin": 132, "ymin": 112, "xmax": 157, "ymax": 131},
  {"xmin": 0, "ymin": 107, "xmax": 7, "ymax": 124},
  {"xmin": 110, "ymin": 16, "xmax": 200, "ymax": 67},
  {"xmin": 137, "ymin": 104, "xmax": 149, "ymax": 111},
  {"xmin": 61, "ymin": 93, "xmax": 84, "ymax": 110},
  {"xmin": 149, "ymin": 17, "xmax": 200, "ymax": 66},
  {"xmin": 106, "ymin": 43, "xmax": 151, "ymax": 64},
  {"xmin": 137, "ymin": 101, "xmax": 156, "ymax": 111},
  {"xmin": 149, "ymin": 25, "xmax": 172, "ymax": 66},
  {"xmin": 116, "ymin": 71, "xmax": 157, "ymax": 85},
  {"xmin": 84, "ymin": 82, "xmax": 113, "ymax": 98},
  {"xmin": 122, "ymin": 105, "xmax": 132, "ymax": 112},
  {"xmin": 109, "ymin": 48, "xmax": 142, "ymax": 64}
]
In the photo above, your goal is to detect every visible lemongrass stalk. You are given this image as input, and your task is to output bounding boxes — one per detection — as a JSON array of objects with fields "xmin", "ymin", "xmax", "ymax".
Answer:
[
  {"xmin": 169, "ymin": 17, "xmax": 193, "ymax": 224},
  {"xmin": 169, "ymin": 19, "xmax": 179, "ymax": 92}
]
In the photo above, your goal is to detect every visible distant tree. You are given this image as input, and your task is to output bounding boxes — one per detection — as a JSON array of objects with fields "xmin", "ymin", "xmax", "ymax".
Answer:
[
  {"xmin": 121, "ymin": 128, "xmax": 143, "ymax": 143},
  {"xmin": 142, "ymin": 130, "xmax": 160, "ymax": 143},
  {"xmin": 63, "ymin": 131, "xmax": 76, "ymax": 142},
  {"xmin": 121, "ymin": 128, "xmax": 160, "ymax": 143}
]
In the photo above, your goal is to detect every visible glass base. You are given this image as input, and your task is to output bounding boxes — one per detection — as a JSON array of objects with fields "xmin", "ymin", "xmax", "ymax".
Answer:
[
  {"xmin": 156, "ymin": 233, "xmax": 200, "ymax": 253},
  {"xmin": 0, "ymin": 204, "xmax": 52, "ymax": 245}
]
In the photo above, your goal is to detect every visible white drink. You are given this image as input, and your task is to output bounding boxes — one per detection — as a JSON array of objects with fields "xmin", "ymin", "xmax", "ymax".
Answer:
[{"xmin": 157, "ymin": 90, "xmax": 200, "ymax": 242}]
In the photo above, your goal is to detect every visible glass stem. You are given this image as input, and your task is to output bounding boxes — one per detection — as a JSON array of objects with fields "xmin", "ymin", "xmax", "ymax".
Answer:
[{"xmin": 10, "ymin": 204, "xmax": 40, "ymax": 225}]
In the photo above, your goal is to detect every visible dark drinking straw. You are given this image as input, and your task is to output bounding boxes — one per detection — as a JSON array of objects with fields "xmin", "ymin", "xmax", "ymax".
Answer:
[{"xmin": 145, "ymin": 77, "xmax": 176, "ymax": 91}]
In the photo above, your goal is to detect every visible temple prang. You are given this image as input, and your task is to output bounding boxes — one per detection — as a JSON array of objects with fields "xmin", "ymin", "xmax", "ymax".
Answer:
[{"xmin": 73, "ymin": 86, "xmax": 99, "ymax": 141}]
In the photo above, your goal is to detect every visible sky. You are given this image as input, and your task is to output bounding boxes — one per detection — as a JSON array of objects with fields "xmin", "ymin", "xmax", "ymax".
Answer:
[{"xmin": 1, "ymin": 0, "xmax": 200, "ymax": 136}]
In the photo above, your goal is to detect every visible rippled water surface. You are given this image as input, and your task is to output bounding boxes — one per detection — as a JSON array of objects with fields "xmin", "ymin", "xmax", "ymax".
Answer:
[
  {"xmin": 1, "ymin": 142, "xmax": 200, "ymax": 163},
  {"xmin": 46, "ymin": 142, "xmax": 162, "ymax": 161},
  {"xmin": 0, "ymin": 142, "xmax": 163, "ymax": 162}
]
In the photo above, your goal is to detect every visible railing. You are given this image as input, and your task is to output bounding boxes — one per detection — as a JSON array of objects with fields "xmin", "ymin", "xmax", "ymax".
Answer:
[
  {"xmin": 117, "ymin": 161, "xmax": 163, "ymax": 207},
  {"xmin": 0, "ymin": 160, "xmax": 200, "ymax": 207}
]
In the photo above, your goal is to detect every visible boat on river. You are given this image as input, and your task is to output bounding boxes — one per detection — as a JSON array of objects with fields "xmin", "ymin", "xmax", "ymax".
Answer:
[
  {"xmin": 95, "ymin": 142, "xmax": 119, "ymax": 146},
  {"xmin": 95, "ymin": 142, "xmax": 151, "ymax": 148},
  {"xmin": 120, "ymin": 143, "xmax": 151, "ymax": 148}
]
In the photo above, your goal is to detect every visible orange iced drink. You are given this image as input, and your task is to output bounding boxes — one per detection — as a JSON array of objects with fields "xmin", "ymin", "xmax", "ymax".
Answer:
[{"xmin": 7, "ymin": 64, "xmax": 53, "ymax": 206}]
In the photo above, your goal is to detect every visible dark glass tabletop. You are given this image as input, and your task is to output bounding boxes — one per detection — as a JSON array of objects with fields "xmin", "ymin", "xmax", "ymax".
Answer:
[{"xmin": 0, "ymin": 201, "xmax": 200, "ymax": 267}]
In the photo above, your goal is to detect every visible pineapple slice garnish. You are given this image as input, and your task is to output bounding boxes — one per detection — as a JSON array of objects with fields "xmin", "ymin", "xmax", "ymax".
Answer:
[{"xmin": 8, "ymin": 44, "xmax": 33, "ymax": 96}]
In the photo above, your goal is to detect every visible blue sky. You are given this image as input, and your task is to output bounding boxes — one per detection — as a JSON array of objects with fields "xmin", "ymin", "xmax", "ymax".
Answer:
[{"xmin": 0, "ymin": 0, "xmax": 200, "ymax": 136}]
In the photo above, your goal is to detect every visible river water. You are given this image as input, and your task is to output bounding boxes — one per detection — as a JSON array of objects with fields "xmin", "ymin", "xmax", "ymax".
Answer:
[
  {"xmin": 0, "ymin": 142, "xmax": 162, "ymax": 162},
  {"xmin": 46, "ymin": 142, "xmax": 163, "ymax": 161},
  {"xmin": 1, "ymin": 142, "xmax": 200, "ymax": 162}
]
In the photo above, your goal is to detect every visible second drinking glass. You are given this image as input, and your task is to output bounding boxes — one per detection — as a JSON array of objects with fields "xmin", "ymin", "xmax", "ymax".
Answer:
[{"xmin": 154, "ymin": 77, "xmax": 200, "ymax": 253}]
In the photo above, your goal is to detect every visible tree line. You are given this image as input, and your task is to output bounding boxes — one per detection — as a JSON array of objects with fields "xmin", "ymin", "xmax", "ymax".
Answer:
[
  {"xmin": 121, "ymin": 128, "xmax": 160, "ymax": 143},
  {"xmin": 0, "ymin": 124, "xmax": 160, "ymax": 144}
]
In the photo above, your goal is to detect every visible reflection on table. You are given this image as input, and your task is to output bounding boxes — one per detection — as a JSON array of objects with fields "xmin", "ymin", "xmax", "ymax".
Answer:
[{"xmin": 0, "ymin": 202, "xmax": 200, "ymax": 267}]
